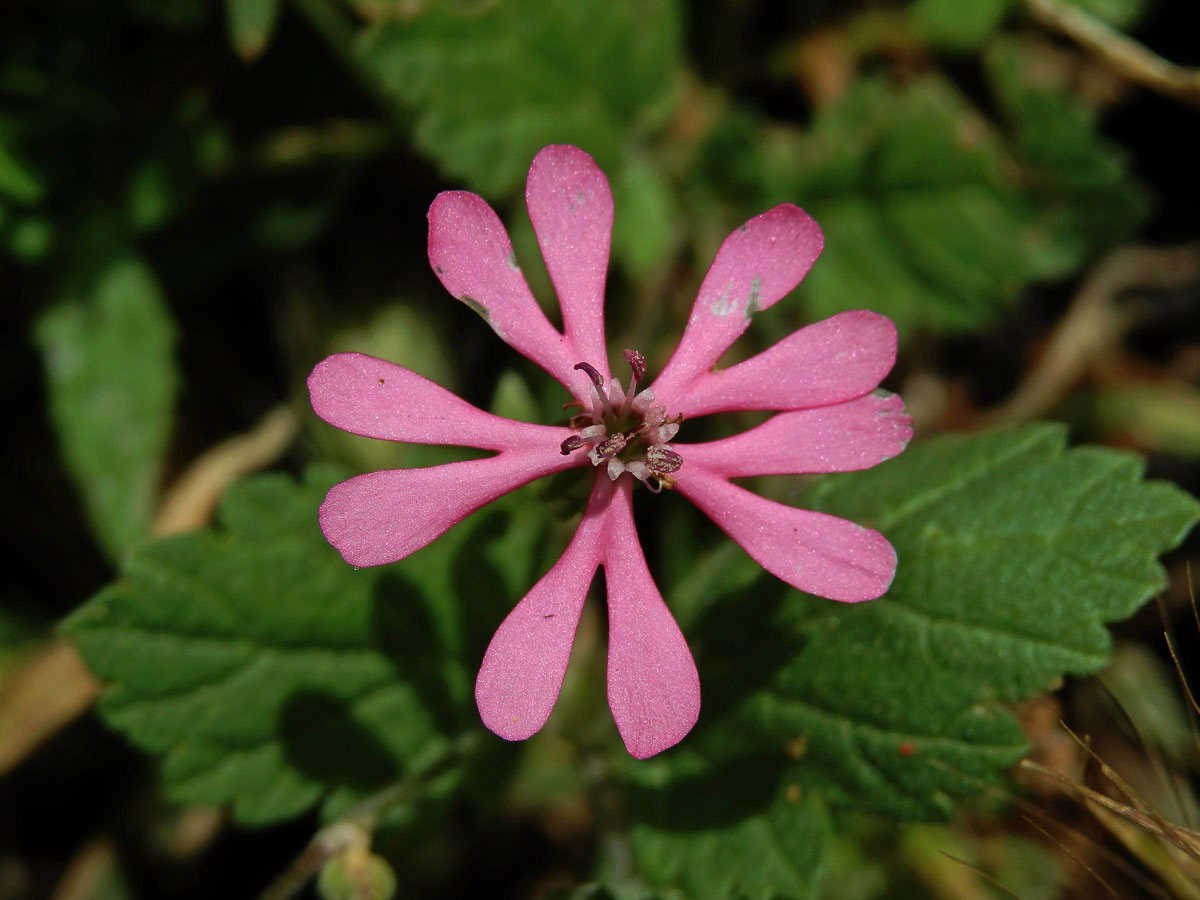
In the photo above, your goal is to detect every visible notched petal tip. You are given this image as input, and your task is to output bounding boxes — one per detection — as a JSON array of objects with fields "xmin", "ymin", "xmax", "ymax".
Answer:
[{"xmin": 653, "ymin": 203, "xmax": 828, "ymax": 400}]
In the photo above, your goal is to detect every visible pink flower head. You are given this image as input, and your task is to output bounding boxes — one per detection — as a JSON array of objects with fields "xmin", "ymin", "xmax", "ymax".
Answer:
[{"xmin": 308, "ymin": 145, "xmax": 912, "ymax": 759}]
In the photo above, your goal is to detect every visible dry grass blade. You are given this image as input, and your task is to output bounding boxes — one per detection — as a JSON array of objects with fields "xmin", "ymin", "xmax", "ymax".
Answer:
[
  {"xmin": 1057, "ymin": 720, "xmax": 1200, "ymax": 866},
  {"xmin": 1164, "ymin": 632, "xmax": 1200, "ymax": 722},
  {"xmin": 1021, "ymin": 814, "xmax": 1124, "ymax": 900},
  {"xmin": 926, "ymin": 756, "xmax": 1168, "ymax": 896},
  {"xmin": 937, "ymin": 851, "xmax": 1029, "ymax": 900}
]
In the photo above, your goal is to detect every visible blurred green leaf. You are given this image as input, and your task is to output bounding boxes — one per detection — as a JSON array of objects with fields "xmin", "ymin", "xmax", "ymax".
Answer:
[
  {"xmin": 66, "ymin": 465, "xmax": 553, "ymax": 824},
  {"xmin": 551, "ymin": 886, "xmax": 684, "ymax": 900},
  {"xmin": 986, "ymin": 38, "xmax": 1151, "ymax": 253},
  {"xmin": 124, "ymin": 0, "xmax": 209, "ymax": 29},
  {"xmin": 358, "ymin": 0, "xmax": 681, "ymax": 196},
  {"xmin": 226, "ymin": 0, "xmax": 282, "ymax": 61},
  {"xmin": 705, "ymin": 73, "xmax": 1147, "ymax": 335},
  {"xmin": 66, "ymin": 470, "xmax": 458, "ymax": 824},
  {"xmin": 627, "ymin": 750, "xmax": 828, "ymax": 900},
  {"xmin": 662, "ymin": 425, "xmax": 1198, "ymax": 823},
  {"xmin": 125, "ymin": 160, "xmax": 176, "ymax": 233},
  {"xmin": 783, "ymin": 78, "xmax": 1073, "ymax": 333},
  {"xmin": 612, "ymin": 151, "xmax": 677, "ymax": 278},
  {"xmin": 35, "ymin": 252, "xmax": 179, "ymax": 558},
  {"xmin": 7, "ymin": 215, "xmax": 54, "ymax": 260},
  {"xmin": 910, "ymin": 0, "xmax": 1015, "ymax": 49},
  {"xmin": 0, "ymin": 135, "xmax": 44, "ymax": 205}
]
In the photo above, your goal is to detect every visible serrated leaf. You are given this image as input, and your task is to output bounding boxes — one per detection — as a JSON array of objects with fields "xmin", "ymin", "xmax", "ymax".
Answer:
[
  {"xmin": 712, "ymin": 73, "xmax": 1146, "ymax": 336},
  {"xmin": 65, "ymin": 467, "xmax": 552, "ymax": 825},
  {"xmin": 782, "ymin": 78, "xmax": 1071, "ymax": 334},
  {"xmin": 626, "ymin": 750, "xmax": 828, "ymax": 900},
  {"xmin": 659, "ymin": 426, "xmax": 1198, "ymax": 824},
  {"xmin": 358, "ymin": 0, "xmax": 681, "ymax": 196},
  {"xmin": 35, "ymin": 253, "xmax": 179, "ymax": 558},
  {"xmin": 985, "ymin": 38, "xmax": 1150, "ymax": 252}
]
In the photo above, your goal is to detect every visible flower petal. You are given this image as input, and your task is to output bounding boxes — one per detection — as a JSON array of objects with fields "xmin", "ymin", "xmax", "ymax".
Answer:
[
  {"xmin": 309, "ymin": 352, "xmax": 569, "ymax": 450},
  {"xmin": 675, "ymin": 463, "xmax": 897, "ymax": 602},
  {"xmin": 653, "ymin": 204, "xmax": 824, "ymax": 401},
  {"xmin": 428, "ymin": 190, "xmax": 577, "ymax": 389},
  {"xmin": 667, "ymin": 310, "xmax": 899, "ymax": 417},
  {"xmin": 602, "ymin": 480, "xmax": 700, "ymax": 758},
  {"xmin": 677, "ymin": 392, "xmax": 912, "ymax": 477},
  {"xmin": 320, "ymin": 450, "xmax": 580, "ymax": 567},
  {"xmin": 475, "ymin": 479, "xmax": 614, "ymax": 741},
  {"xmin": 526, "ymin": 145, "xmax": 613, "ymax": 377}
]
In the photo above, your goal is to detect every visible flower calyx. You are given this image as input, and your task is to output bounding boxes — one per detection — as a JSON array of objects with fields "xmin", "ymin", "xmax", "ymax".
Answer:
[{"xmin": 559, "ymin": 349, "xmax": 683, "ymax": 492}]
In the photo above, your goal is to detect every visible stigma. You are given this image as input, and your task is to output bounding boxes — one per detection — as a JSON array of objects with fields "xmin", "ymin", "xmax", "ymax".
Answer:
[{"xmin": 559, "ymin": 350, "xmax": 683, "ymax": 492}]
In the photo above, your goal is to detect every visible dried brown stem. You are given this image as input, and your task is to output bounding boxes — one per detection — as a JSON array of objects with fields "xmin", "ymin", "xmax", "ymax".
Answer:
[
  {"xmin": 987, "ymin": 243, "xmax": 1200, "ymax": 425},
  {"xmin": 1024, "ymin": 0, "xmax": 1200, "ymax": 105}
]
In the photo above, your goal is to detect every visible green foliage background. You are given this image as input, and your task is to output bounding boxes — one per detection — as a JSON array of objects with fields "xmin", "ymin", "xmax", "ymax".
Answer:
[{"xmin": 3, "ymin": 1, "xmax": 1200, "ymax": 898}]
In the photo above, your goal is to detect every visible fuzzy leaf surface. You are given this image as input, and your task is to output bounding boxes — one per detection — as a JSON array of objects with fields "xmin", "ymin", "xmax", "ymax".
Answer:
[
  {"xmin": 638, "ymin": 424, "xmax": 1199, "ymax": 854},
  {"xmin": 65, "ymin": 468, "xmax": 549, "ymax": 824}
]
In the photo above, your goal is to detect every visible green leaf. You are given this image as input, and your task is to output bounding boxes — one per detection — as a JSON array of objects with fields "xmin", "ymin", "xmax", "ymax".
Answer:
[
  {"xmin": 627, "ymin": 750, "xmax": 829, "ymax": 900},
  {"xmin": 358, "ymin": 0, "xmax": 681, "ymax": 196},
  {"xmin": 0, "ymin": 135, "xmax": 44, "ymax": 205},
  {"xmin": 225, "ymin": 0, "xmax": 282, "ymax": 61},
  {"xmin": 910, "ymin": 0, "xmax": 1016, "ymax": 49},
  {"xmin": 65, "ymin": 467, "xmax": 552, "ymax": 825},
  {"xmin": 782, "ymin": 78, "xmax": 1072, "ymax": 334},
  {"xmin": 612, "ymin": 151, "xmax": 677, "ymax": 278},
  {"xmin": 551, "ymin": 886, "xmax": 684, "ymax": 900},
  {"xmin": 666, "ymin": 426, "xmax": 1198, "ymax": 822},
  {"xmin": 985, "ymin": 38, "xmax": 1151, "ymax": 253},
  {"xmin": 35, "ymin": 253, "xmax": 179, "ymax": 558},
  {"xmin": 706, "ymin": 73, "xmax": 1146, "ymax": 335}
]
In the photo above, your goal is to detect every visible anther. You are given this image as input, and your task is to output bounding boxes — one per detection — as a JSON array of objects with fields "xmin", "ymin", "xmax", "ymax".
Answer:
[
  {"xmin": 623, "ymin": 349, "xmax": 646, "ymax": 385},
  {"xmin": 646, "ymin": 446, "xmax": 683, "ymax": 473},
  {"xmin": 573, "ymin": 362, "xmax": 605, "ymax": 390}
]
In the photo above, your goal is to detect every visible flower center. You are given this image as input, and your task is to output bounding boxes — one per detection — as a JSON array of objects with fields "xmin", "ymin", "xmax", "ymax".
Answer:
[{"xmin": 559, "ymin": 349, "xmax": 683, "ymax": 492}]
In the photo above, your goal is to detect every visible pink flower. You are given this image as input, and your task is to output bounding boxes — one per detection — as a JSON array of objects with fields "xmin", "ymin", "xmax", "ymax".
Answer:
[{"xmin": 308, "ymin": 145, "xmax": 911, "ymax": 759}]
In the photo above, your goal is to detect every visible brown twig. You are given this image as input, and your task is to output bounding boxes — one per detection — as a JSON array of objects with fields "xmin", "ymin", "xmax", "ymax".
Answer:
[
  {"xmin": 0, "ymin": 641, "xmax": 98, "ymax": 776},
  {"xmin": 1024, "ymin": 0, "xmax": 1200, "ymax": 106},
  {"xmin": 987, "ymin": 243, "xmax": 1200, "ymax": 425},
  {"xmin": 153, "ymin": 404, "xmax": 299, "ymax": 536}
]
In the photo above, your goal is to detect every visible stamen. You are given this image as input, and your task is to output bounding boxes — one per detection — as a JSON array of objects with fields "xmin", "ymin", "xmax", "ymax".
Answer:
[
  {"xmin": 588, "ymin": 433, "xmax": 628, "ymax": 465},
  {"xmin": 646, "ymin": 446, "xmax": 683, "ymax": 474},
  {"xmin": 573, "ymin": 361, "xmax": 605, "ymax": 389},
  {"xmin": 563, "ymin": 349, "xmax": 684, "ymax": 491},
  {"xmin": 589, "ymin": 381, "xmax": 615, "ymax": 418},
  {"xmin": 623, "ymin": 349, "xmax": 646, "ymax": 385}
]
